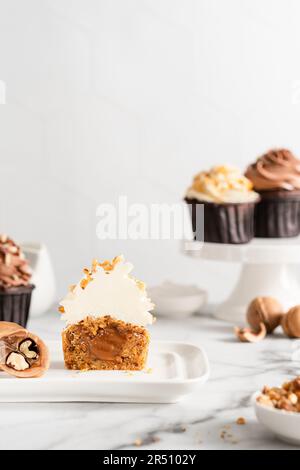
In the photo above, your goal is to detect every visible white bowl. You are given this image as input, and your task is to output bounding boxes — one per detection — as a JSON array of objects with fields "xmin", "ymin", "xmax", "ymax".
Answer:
[
  {"xmin": 254, "ymin": 391, "xmax": 300, "ymax": 445},
  {"xmin": 148, "ymin": 281, "xmax": 207, "ymax": 319}
]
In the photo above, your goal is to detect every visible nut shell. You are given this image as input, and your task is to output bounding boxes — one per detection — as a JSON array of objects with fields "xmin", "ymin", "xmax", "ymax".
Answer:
[
  {"xmin": 0, "ymin": 321, "xmax": 25, "ymax": 339},
  {"xmin": 281, "ymin": 306, "xmax": 300, "ymax": 338},
  {"xmin": 234, "ymin": 322, "xmax": 267, "ymax": 343},
  {"xmin": 246, "ymin": 297, "xmax": 283, "ymax": 334}
]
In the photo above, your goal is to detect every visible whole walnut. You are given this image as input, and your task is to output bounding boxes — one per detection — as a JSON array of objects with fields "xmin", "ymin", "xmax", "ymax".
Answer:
[
  {"xmin": 281, "ymin": 306, "xmax": 300, "ymax": 338},
  {"xmin": 246, "ymin": 297, "xmax": 283, "ymax": 334}
]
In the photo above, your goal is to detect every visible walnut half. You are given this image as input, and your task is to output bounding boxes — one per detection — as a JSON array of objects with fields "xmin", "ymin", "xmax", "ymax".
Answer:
[
  {"xmin": 6, "ymin": 351, "xmax": 30, "ymax": 371},
  {"xmin": 5, "ymin": 338, "xmax": 39, "ymax": 371},
  {"xmin": 19, "ymin": 339, "xmax": 39, "ymax": 360}
]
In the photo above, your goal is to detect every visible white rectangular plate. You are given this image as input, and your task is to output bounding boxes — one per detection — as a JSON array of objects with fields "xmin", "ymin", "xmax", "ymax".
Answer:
[{"xmin": 0, "ymin": 341, "xmax": 209, "ymax": 403}]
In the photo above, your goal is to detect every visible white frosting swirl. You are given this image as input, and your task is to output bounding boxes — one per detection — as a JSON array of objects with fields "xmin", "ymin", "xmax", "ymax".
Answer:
[
  {"xmin": 60, "ymin": 256, "xmax": 154, "ymax": 327},
  {"xmin": 186, "ymin": 165, "xmax": 259, "ymax": 203}
]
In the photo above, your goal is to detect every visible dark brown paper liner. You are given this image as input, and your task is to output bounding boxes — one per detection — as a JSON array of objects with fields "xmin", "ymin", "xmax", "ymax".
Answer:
[
  {"xmin": 254, "ymin": 191, "xmax": 300, "ymax": 238},
  {"xmin": 185, "ymin": 198, "xmax": 257, "ymax": 244},
  {"xmin": 0, "ymin": 285, "xmax": 35, "ymax": 328}
]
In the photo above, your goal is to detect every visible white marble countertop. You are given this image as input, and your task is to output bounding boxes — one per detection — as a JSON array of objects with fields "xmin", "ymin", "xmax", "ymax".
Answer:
[{"xmin": 0, "ymin": 309, "xmax": 299, "ymax": 450}]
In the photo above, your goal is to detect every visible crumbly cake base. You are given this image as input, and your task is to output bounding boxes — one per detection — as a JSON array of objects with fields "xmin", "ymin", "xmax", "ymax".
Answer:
[{"xmin": 62, "ymin": 316, "xmax": 150, "ymax": 371}]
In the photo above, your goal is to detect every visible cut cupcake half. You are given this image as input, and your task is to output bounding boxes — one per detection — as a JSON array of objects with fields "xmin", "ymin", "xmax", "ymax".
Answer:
[{"xmin": 59, "ymin": 256, "xmax": 154, "ymax": 371}]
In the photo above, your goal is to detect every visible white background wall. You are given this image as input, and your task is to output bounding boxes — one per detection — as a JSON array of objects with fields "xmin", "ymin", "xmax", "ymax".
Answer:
[{"xmin": 1, "ymin": 0, "xmax": 300, "ymax": 300}]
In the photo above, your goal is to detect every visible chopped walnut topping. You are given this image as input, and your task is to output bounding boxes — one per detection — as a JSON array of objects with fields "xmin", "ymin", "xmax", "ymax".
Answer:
[
  {"xmin": 80, "ymin": 278, "xmax": 89, "ymax": 289},
  {"xmin": 4, "ymin": 253, "xmax": 11, "ymax": 266},
  {"xmin": 91, "ymin": 259, "xmax": 98, "ymax": 273},
  {"xmin": 0, "ymin": 234, "xmax": 7, "ymax": 243},
  {"xmin": 257, "ymin": 376, "xmax": 300, "ymax": 412},
  {"xmin": 0, "ymin": 235, "xmax": 32, "ymax": 287},
  {"xmin": 98, "ymin": 255, "xmax": 123, "ymax": 272},
  {"xmin": 112, "ymin": 255, "xmax": 122, "ymax": 264},
  {"xmin": 66, "ymin": 256, "xmax": 148, "ymax": 301},
  {"xmin": 136, "ymin": 280, "xmax": 146, "ymax": 291},
  {"xmin": 99, "ymin": 260, "xmax": 113, "ymax": 271}
]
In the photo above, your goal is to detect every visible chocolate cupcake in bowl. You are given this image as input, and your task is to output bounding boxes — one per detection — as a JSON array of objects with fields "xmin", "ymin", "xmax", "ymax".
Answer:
[
  {"xmin": 246, "ymin": 149, "xmax": 300, "ymax": 238},
  {"xmin": 0, "ymin": 234, "xmax": 34, "ymax": 327},
  {"xmin": 185, "ymin": 165, "xmax": 260, "ymax": 244}
]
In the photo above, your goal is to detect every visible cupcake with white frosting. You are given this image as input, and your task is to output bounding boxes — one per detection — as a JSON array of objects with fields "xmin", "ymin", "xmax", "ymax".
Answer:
[
  {"xmin": 185, "ymin": 165, "xmax": 260, "ymax": 244},
  {"xmin": 60, "ymin": 255, "xmax": 154, "ymax": 371}
]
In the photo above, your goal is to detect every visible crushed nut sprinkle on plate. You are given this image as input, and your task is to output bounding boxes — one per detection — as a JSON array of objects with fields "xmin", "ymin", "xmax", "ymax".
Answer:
[{"xmin": 236, "ymin": 417, "xmax": 246, "ymax": 425}]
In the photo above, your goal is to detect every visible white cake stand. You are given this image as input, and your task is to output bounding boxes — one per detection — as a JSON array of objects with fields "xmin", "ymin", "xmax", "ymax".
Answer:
[{"xmin": 183, "ymin": 237, "xmax": 300, "ymax": 324}]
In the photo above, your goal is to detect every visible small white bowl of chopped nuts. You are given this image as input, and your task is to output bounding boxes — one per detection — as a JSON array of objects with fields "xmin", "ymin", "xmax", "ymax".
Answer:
[{"xmin": 254, "ymin": 377, "xmax": 300, "ymax": 445}]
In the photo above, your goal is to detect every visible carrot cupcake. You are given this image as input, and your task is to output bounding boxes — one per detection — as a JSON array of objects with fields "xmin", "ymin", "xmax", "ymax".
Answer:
[{"xmin": 59, "ymin": 255, "xmax": 154, "ymax": 371}]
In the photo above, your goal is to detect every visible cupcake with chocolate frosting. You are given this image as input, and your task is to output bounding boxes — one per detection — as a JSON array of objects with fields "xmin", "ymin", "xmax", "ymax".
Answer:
[
  {"xmin": 0, "ymin": 234, "xmax": 34, "ymax": 327},
  {"xmin": 245, "ymin": 149, "xmax": 300, "ymax": 237},
  {"xmin": 185, "ymin": 165, "xmax": 260, "ymax": 244}
]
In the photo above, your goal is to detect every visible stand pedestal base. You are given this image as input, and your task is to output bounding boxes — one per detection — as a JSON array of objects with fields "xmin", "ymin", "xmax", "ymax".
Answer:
[
  {"xmin": 183, "ymin": 238, "xmax": 300, "ymax": 324},
  {"xmin": 214, "ymin": 264, "xmax": 300, "ymax": 324}
]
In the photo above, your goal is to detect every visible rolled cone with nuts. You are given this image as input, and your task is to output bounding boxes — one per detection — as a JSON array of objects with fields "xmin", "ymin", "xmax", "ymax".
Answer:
[
  {"xmin": 281, "ymin": 306, "xmax": 300, "ymax": 338},
  {"xmin": 247, "ymin": 297, "xmax": 283, "ymax": 334},
  {"xmin": 0, "ymin": 321, "xmax": 49, "ymax": 377}
]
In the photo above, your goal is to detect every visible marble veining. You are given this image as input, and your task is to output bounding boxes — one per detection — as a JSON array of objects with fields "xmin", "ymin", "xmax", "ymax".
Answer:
[{"xmin": 0, "ymin": 309, "xmax": 299, "ymax": 450}]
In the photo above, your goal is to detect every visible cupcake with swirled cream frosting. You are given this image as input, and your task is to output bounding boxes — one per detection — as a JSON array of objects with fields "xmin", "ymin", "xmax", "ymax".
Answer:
[
  {"xmin": 245, "ymin": 149, "xmax": 300, "ymax": 238},
  {"xmin": 185, "ymin": 165, "xmax": 260, "ymax": 244},
  {"xmin": 0, "ymin": 234, "xmax": 34, "ymax": 327}
]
